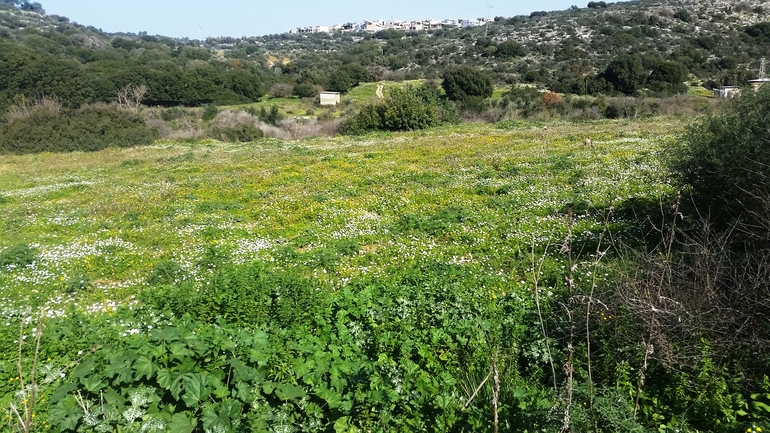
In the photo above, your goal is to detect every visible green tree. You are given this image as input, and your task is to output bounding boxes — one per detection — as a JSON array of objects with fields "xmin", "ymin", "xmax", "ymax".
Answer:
[
  {"xmin": 601, "ymin": 54, "xmax": 646, "ymax": 95},
  {"xmin": 441, "ymin": 66, "xmax": 493, "ymax": 101},
  {"xmin": 673, "ymin": 9, "xmax": 691, "ymax": 22},
  {"xmin": 647, "ymin": 61, "xmax": 689, "ymax": 94},
  {"xmin": 494, "ymin": 40, "xmax": 526, "ymax": 58},
  {"xmin": 327, "ymin": 64, "xmax": 369, "ymax": 93},
  {"xmin": 226, "ymin": 69, "xmax": 264, "ymax": 101}
]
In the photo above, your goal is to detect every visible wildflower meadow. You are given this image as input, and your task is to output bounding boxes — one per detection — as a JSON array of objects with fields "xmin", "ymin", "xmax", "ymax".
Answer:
[{"xmin": 1, "ymin": 118, "xmax": 767, "ymax": 432}]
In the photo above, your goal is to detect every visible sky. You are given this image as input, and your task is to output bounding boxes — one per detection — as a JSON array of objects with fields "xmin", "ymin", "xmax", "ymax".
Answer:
[{"xmin": 37, "ymin": 0, "xmax": 585, "ymax": 39}]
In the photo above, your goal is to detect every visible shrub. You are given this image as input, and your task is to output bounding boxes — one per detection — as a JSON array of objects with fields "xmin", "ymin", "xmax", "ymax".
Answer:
[
  {"xmin": 268, "ymin": 82, "xmax": 293, "ymax": 98},
  {"xmin": 341, "ymin": 84, "xmax": 456, "ymax": 134},
  {"xmin": 293, "ymin": 82, "xmax": 317, "ymax": 99},
  {"xmin": 208, "ymin": 124, "xmax": 264, "ymax": 142},
  {"xmin": 457, "ymin": 95, "xmax": 489, "ymax": 114},
  {"xmin": 201, "ymin": 103, "xmax": 219, "ymax": 121},
  {"xmin": 495, "ymin": 40, "xmax": 526, "ymax": 58},
  {"xmin": 0, "ymin": 243, "xmax": 37, "ymax": 268},
  {"xmin": 146, "ymin": 260, "xmax": 186, "ymax": 286},
  {"xmin": 669, "ymin": 86, "xmax": 770, "ymax": 232},
  {"xmin": 542, "ymin": 91, "xmax": 562, "ymax": 106},
  {"xmin": 64, "ymin": 272, "xmax": 91, "ymax": 292},
  {"xmin": 442, "ymin": 66, "xmax": 493, "ymax": 101},
  {"xmin": 0, "ymin": 104, "xmax": 158, "ymax": 154},
  {"xmin": 673, "ymin": 9, "xmax": 691, "ymax": 22}
]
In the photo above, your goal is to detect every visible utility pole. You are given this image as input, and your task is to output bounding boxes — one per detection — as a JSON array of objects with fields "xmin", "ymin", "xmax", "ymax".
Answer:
[
  {"xmin": 760, "ymin": 57, "xmax": 766, "ymax": 80},
  {"xmin": 486, "ymin": 5, "xmax": 493, "ymax": 37}
]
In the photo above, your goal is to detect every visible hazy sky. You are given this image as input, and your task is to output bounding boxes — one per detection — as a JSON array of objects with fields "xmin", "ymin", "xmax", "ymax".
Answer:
[{"xmin": 37, "ymin": 0, "xmax": 586, "ymax": 39}]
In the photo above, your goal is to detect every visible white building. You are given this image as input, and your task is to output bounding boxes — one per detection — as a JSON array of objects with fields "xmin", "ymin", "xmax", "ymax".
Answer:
[
  {"xmin": 320, "ymin": 91, "xmax": 341, "ymax": 106},
  {"xmin": 713, "ymin": 86, "xmax": 741, "ymax": 99}
]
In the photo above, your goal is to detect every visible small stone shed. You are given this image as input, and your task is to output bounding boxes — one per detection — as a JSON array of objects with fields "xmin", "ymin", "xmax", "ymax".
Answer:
[{"xmin": 320, "ymin": 91, "xmax": 341, "ymax": 106}]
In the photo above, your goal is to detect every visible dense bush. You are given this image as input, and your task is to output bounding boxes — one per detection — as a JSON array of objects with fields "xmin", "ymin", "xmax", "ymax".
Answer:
[
  {"xmin": 494, "ymin": 40, "xmax": 526, "ymax": 58},
  {"xmin": 207, "ymin": 123, "xmax": 264, "ymax": 142},
  {"xmin": 601, "ymin": 54, "xmax": 646, "ymax": 95},
  {"xmin": 442, "ymin": 66, "xmax": 493, "ymax": 101},
  {"xmin": 670, "ymin": 86, "xmax": 770, "ymax": 232},
  {"xmin": 647, "ymin": 61, "xmax": 689, "ymax": 94},
  {"xmin": 342, "ymin": 85, "xmax": 457, "ymax": 135},
  {"xmin": 0, "ymin": 103, "xmax": 159, "ymax": 154}
]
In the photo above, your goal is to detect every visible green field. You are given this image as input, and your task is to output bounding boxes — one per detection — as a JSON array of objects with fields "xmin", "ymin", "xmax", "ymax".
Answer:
[
  {"xmin": 0, "ymin": 119, "xmax": 678, "ymax": 316},
  {"xmin": 7, "ymin": 117, "xmax": 763, "ymax": 432}
]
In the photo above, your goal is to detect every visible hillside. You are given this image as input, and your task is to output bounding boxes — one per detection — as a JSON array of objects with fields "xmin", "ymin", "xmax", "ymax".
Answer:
[{"xmin": 0, "ymin": 0, "xmax": 769, "ymax": 115}]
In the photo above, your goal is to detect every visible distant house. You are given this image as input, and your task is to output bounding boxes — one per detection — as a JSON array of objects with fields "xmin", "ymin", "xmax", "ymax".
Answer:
[
  {"xmin": 713, "ymin": 86, "xmax": 741, "ymax": 99},
  {"xmin": 460, "ymin": 19, "xmax": 483, "ymax": 27},
  {"xmin": 320, "ymin": 91, "xmax": 341, "ymax": 106},
  {"xmin": 362, "ymin": 21, "xmax": 382, "ymax": 32}
]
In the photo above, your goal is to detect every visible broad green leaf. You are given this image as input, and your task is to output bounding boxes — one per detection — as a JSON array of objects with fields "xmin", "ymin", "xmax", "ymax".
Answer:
[
  {"xmin": 48, "ymin": 395, "xmax": 83, "ymax": 430},
  {"xmin": 80, "ymin": 375, "xmax": 104, "ymax": 393},
  {"xmin": 135, "ymin": 355, "xmax": 158, "ymax": 381},
  {"xmin": 275, "ymin": 383, "xmax": 306, "ymax": 401},
  {"xmin": 168, "ymin": 413, "xmax": 197, "ymax": 433},
  {"xmin": 230, "ymin": 358, "xmax": 259, "ymax": 382},
  {"xmin": 103, "ymin": 389, "xmax": 125, "ymax": 406},
  {"xmin": 150, "ymin": 343, "xmax": 167, "ymax": 359},
  {"xmin": 170, "ymin": 342, "xmax": 192, "ymax": 359},
  {"xmin": 157, "ymin": 368, "xmax": 175, "ymax": 391},
  {"xmin": 104, "ymin": 354, "xmax": 133, "ymax": 385},
  {"xmin": 334, "ymin": 416, "xmax": 358, "ymax": 433},
  {"xmin": 50, "ymin": 382, "xmax": 78, "ymax": 402},
  {"xmin": 182, "ymin": 373, "xmax": 214, "ymax": 407},
  {"xmin": 435, "ymin": 394, "xmax": 454, "ymax": 409},
  {"xmin": 201, "ymin": 399, "xmax": 242, "ymax": 432},
  {"xmin": 157, "ymin": 326, "xmax": 181, "ymax": 343},
  {"xmin": 236, "ymin": 382, "xmax": 254, "ymax": 402},
  {"xmin": 330, "ymin": 373, "xmax": 347, "ymax": 393},
  {"xmin": 158, "ymin": 369, "xmax": 190, "ymax": 400},
  {"xmin": 73, "ymin": 358, "xmax": 95, "ymax": 379},
  {"xmin": 294, "ymin": 358, "xmax": 313, "ymax": 377},
  {"xmin": 177, "ymin": 358, "xmax": 198, "ymax": 374},
  {"xmin": 253, "ymin": 329, "xmax": 269, "ymax": 349},
  {"xmin": 316, "ymin": 387, "xmax": 342, "ymax": 409},
  {"xmin": 214, "ymin": 386, "xmax": 230, "ymax": 399},
  {"xmin": 751, "ymin": 400, "xmax": 770, "ymax": 412}
]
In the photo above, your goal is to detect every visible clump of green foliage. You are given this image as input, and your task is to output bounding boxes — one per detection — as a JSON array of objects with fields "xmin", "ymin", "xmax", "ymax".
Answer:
[
  {"xmin": 201, "ymin": 104, "xmax": 219, "ymax": 121},
  {"xmin": 64, "ymin": 272, "xmax": 91, "ymax": 293},
  {"xmin": 0, "ymin": 103, "xmax": 159, "ymax": 154},
  {"xmin": 207, "ymin": 124, "xmax": 264, "ymax": 142},
  {"xmin": 441, "ymin": 66, "xmax": 493, "ymax": 102},
  {"xmin": 494, "ymin": 40, "xmax": 526, "ymax": 58},
  {"xmin": 146, "ymin": 260, "xmax": 186, "ymax": 286},
  {"xmin": 341, "ymin": 84, "xmax": 457, "ymax": 134},
  {"xmin": 259, "ymin": 105, "xmax": 282, "ymax": 125},
  {"xmin": 0, "ymin": 243, "xmax": 37, "ymax": 268},
  {"xmin": 670, "ymin": 86, "xmax": 770, "ymax": 231}
]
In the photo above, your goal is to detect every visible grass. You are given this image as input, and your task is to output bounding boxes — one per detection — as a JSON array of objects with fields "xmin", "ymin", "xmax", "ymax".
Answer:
[
  {"xmin": 0, "ymin": 118, "xmax": 684, "ymax": 319},
  {"xmin": 346, "ymin": 80, "xmax": 426, "ymax": 104},
  {"xmin": 688, "ymin": 85, "xmax": 715, "ymax": 97}
]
